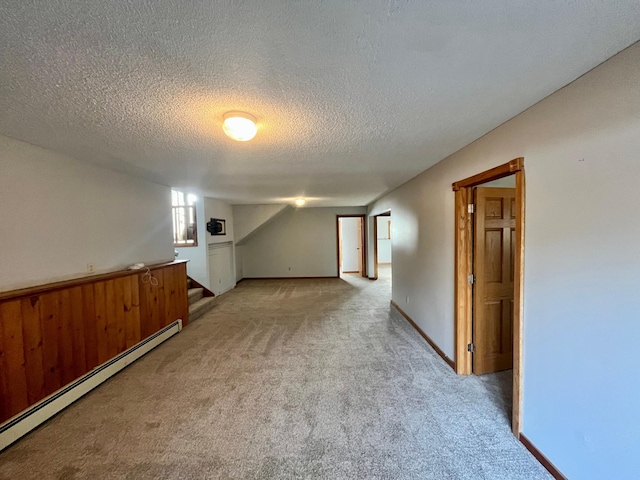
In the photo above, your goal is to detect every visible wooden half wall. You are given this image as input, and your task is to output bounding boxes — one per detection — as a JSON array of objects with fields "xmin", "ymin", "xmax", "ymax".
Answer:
[{"xmin": 0, "ymin": 260, "xmax": 188, "ymax": 424}]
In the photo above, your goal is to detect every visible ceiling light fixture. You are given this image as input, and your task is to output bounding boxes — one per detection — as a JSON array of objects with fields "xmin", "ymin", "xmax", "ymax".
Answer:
[
  {"xmin": 222, "ymin": 111, "xmax": 257, "ymax": 141},
  {"xmin": 295, "ymin": 198, "xmax": 306, "ymax": 207}
]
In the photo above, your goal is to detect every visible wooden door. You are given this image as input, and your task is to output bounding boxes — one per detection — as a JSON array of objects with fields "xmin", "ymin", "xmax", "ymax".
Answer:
[{"xmin": 473, "ymin": 187, "xmax": 515, "ymax": 374}]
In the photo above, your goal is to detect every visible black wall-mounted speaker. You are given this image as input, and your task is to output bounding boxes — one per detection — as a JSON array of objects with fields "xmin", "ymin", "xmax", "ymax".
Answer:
[{"xmin": 206, "ymin": 218, "xmax": 225, "ymax": 235}]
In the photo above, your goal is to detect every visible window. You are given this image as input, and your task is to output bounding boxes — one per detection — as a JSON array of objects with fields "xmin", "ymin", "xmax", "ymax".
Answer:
[{"xmin": 172, "ymin": 189, "xmax": 198, "ymax": 247}]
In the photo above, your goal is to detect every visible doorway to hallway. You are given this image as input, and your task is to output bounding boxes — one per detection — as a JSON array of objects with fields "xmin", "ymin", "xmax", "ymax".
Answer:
[
  {"xmin": 371, "ymin": 211, "xmax": 393, "ymax": 303},
  {"xmin": 373, "ymin": 212, "xmax": 392, "ymax": 278}
]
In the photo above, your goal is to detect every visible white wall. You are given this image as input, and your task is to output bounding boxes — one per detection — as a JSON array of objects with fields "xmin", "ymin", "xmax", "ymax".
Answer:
[
  {"xmin": 233, "ymin": 204, "xmax": 291, "ymax": 282},
  {"xmin": 235, "ymin": 245, "xmax": 245, "ymax": 282},
  {"xmin": 376, "ymin": 216, "xmax": 392, "ymax": 264},
  {"xmin": 367, "ymin": 42, "xmax": 640, "ymax": 479},
  {"xmin": 204, "ymin": 197, "xmax": 235, "ymax": 293},
  {"xmin": 175, "ymin": 192, "xmax": 208, "ymax": 287},
  {"xmin": 480, "ymin": 176, "xmax": 516, "ymax": 188},
  {"xmin": 233, "ymin": 204, "xmax": 288, "ymax": 244},
  {"xmin": 340, "ymin": 217, "xmax": 360, "ymax": 272},
  {"xmin": 0, "ymin": 135, "xmax": 174, "ymax": 292},
  {"xmin": 241, "ymin": 207, "xmax": 366, "ymax": 278}
]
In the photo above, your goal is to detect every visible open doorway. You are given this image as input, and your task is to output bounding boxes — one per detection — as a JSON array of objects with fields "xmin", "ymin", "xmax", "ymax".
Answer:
[
  {"xmin": 336, "ymin": 215, "xmax": 367, "ymax": 278},
  {"xmin": 452, "ymin": 158, "xmax": 525, "ymax": 437},
  {"xmin": 372, "ymin": 211, "xmax": 392, "ymax": 284}
]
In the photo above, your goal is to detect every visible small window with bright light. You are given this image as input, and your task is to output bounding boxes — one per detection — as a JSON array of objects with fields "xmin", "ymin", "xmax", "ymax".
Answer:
[{"xmin": 172, "ymin": 189, "xmax": 198, "ymax": 247}]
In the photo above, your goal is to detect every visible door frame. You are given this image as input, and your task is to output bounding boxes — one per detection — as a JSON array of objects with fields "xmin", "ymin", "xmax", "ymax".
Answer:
[
  {"xmin": 371, "ymin": 211, "xmax": 391, "ymax": 280},
  {"xmin": 452, "ymin": 157, "xmax": 525, "ymax": 436},
  {"xmin": 336, "ymin": 214, "xmax": 367, "ymax": 278}
]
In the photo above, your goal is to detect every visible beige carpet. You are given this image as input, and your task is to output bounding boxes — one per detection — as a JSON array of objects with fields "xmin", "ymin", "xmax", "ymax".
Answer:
[{"xmin": 0, "ymin": 266, "xmax": 550, "ymax": 479}]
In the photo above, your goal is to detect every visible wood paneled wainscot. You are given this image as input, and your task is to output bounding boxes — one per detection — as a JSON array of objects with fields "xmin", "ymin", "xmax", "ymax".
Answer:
[{"xmin": 0, "ymin": 261, "xmax": 188, "ymax": 424}]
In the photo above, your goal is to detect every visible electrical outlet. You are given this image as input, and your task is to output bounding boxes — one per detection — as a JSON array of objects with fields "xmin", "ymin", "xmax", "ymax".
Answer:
[
  {"xmin": 87, "ymin": 263, "xmax": 95, "ymax": 274},
  {"xmin": 406, "ymin": 296, "xmax": 410, "ymax": 304},
  {"xmin": 288, "ymin": 266, "xmax": 291, "ymax": 271}
]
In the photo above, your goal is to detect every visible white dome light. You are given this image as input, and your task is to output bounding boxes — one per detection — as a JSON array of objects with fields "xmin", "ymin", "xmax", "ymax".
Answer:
[
  {"xmin": 222, "ymin": 112, "xmax": 257, "ymax": 141},
  {"xmin": 295, "ymin": 198, "xmax": 306, "ymax": 207}
]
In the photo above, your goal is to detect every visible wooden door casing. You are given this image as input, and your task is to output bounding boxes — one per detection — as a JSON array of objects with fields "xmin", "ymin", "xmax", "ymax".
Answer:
[
  {"xmin": 452, "ymin": 157, "xmax": 525, "ymax": 436},
  {"xmin": 473, "ymin": 187, "xmax": 516, "ymax": 375}
]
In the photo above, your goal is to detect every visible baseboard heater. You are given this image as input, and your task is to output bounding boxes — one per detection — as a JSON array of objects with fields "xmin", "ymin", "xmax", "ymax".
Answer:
[{"xmin": 0, "ymin": 319, "xmax": 183, "ymax": 452}]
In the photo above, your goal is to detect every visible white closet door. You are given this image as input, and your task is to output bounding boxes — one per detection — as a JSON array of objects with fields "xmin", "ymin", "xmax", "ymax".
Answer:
[{"xmin": 208, "ymin": 243, "xmax": 234, "ymax": 295}]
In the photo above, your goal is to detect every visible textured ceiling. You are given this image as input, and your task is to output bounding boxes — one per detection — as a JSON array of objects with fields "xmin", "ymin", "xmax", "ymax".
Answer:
[{"xmin": 1, "ymin": 1, "xmax": 639, "ymax": 206}]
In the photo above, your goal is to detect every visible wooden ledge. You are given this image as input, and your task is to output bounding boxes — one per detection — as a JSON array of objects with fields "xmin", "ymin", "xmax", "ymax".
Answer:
[{"xmin": 0, "ymin": 260, "xmax": 188, "ymax": 301}]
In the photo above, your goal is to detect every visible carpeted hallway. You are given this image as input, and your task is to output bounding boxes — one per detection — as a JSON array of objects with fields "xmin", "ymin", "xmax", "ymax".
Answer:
[{"xmin": 0, "ymin": 268, "xmax": 550, "ymax": 479}]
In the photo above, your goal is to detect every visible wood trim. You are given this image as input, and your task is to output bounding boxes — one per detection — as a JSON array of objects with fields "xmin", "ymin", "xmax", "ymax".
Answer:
[
  {"xmin": 454, "ymin": 187, "xmax": 472, "ymax": 375},
  {"xmin": 391, "ymin": 300, "xmax": 455, "ymax": 370},
  {"xmin": 512, "ymin": 169, "xmax": 525, "ymax": 436},
  {"xmin": 519, "ymin": 434, "xmax": 568, "ymax": 480},
  {"xmin": 452, "ymin": 158, "xmax": 523, "ymax": 191},
  {"xmin": 452, "ymin": 159, "xmax": 525, "ymax": 437},
  {"xmin": 0, "ymin": 260, "xmax": 188, "ymax": 301}
]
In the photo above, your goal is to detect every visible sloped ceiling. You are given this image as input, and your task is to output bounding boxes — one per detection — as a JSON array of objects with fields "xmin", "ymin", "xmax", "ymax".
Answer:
[{"xmin": 1, "ymin": 1, "xmax": 639, "ymax": 206}]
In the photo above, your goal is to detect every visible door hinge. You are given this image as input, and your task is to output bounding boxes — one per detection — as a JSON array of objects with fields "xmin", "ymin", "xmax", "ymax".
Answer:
[
  {"xmin": 467, "ymin": 343, "xmax": 475, "ymax": 353},
  {"xmin": 467, "ymin": 274, "xmax": 475, "ymax": 284},
  {"xmin": 468, "ymin": 204, "xmax": 475, "ymax": 214}
]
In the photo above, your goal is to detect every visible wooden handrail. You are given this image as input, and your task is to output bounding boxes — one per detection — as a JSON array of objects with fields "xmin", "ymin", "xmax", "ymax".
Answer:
[{"xmin": 0, "ymin": 260, "xmax": 189, "ymax": 301}]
